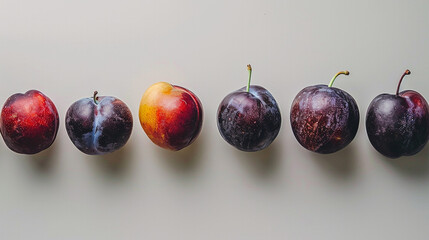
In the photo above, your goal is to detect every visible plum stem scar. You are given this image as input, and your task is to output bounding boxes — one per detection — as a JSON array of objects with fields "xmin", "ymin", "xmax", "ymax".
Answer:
[
  {"xmin": 328, "ymin": 71, "xmax": 349, "ymax": 87},
  {"xmin": 396, "ymin": 69, "xmax": 411, "ymax": 96}
]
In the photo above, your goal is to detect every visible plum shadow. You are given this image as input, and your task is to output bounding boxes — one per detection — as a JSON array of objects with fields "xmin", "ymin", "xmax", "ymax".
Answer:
[
  {"xmin": 29, "ymin": 142, "xmax": 58, "ymax": 172},
  {"xmin": 233, "ymin": 141, "xmax": 281, "ymax": 180},
  {"xmin": 380, "ymin": 144, "xmax": 429, "ymax": 179},
  {"xmin": 89, "ymin": 140, "xmax": 136, "ymax": 178},
  {"xmin": 156, "ymin": 132, "xmax": 207, "ymax": 175},
  {"xmin": 309, "ymin": 143, "xmax": 358, "ymax": 180}
]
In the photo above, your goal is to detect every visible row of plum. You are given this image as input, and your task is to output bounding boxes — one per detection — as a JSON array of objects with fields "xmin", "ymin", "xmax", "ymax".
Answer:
[{"xmin": 0, "ymin": 66, "xmax": 426, "ymax": 159}]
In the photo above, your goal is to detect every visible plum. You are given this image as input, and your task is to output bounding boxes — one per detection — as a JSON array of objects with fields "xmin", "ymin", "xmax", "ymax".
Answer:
[
  {"xmin": 290, "ymin": 71, "xmax": 359, "ymax": 154},
  {"xmin": 217, "ymin": 65, "xmax": 281, "ymax": 151},
  {"xmin": 0, "ymin": 90, "xmax": 59, "ymax": 154},
  {"xmin": 366, "ymin": 70, "xmax": 429, "ymax": 158},
  {"xmin": 65, "ymin": 91, "xmax": 133, "ymax": 155},
  {"xmin": 139, "ymin": 82, "xmax": 203, "ymax": 151}
]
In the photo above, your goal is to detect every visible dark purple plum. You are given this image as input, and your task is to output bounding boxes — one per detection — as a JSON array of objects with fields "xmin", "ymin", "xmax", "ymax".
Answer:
[
  {"xmin": 366, "ymin": 70, "xmax": 429, "ymax": 158},
  {"xmin": 217, "ymin": 65, "xmax": 281, "ymax": 152},
  {"xmin": 65, "ymin": 91, "xmax": 133, "ymax": 155},
  {"xmin": 290, "ymin": 71, "xmax": 359, "ymax": 154}
]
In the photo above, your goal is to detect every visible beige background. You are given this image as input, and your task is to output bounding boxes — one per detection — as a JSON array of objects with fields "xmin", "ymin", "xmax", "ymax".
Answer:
[{"xmin": 1, "ymin": 0, "xmax": 429, "ymax": 239}]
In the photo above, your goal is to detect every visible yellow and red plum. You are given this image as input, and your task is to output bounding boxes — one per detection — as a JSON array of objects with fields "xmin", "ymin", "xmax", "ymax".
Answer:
[
  {"xmin": 139, "ymin": 82, "xmax": 203, "ymax": 151},
  {"xmin": 65, "ymin": 92, "xmax": 133, "ymax": 155},
  {"xmin": 0, "ymin": 90, "xmax": 59, "ymax": 154},
  {"xmin": 290, "ymin": 71, "xmax": 359, "ymax": 154},
  {"xmin": 366, "ymin": 70, "xmax": 429, "ymax": 158}
]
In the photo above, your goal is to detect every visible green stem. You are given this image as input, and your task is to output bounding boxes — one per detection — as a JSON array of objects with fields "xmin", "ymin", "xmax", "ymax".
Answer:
[
  {"xmin": 93, "ymin": 91, "xmax": 99, "ymax": 104},
  {"xmin": 328, "ymin": 71, "xmax": 350, "ymax": 87},
  {"xmin": 396, "ymin": 69, "xmax": 411, "ymax": 96},
  {"xmin": 246, "ymin": 64, "xmax": 252, "ymax": 92}
]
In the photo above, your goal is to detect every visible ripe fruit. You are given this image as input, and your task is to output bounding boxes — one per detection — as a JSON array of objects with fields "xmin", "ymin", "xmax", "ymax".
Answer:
[
  {"xmin": 65, "ymin": 91, "xmax": 133, "ymax": 155},
  {"xmin": 217, "ymin": 65, "xmax": 281, "ymax": 151},
  {"xmin": 0, "ymin": 90, "xmax": 59, "ymax": 154},
  {"xmin": 290, "ymin": 71, "xmax": 359, "ymax": 154},
  {"xmin": 139, "ymin": 82, "xmax": 203, "ymax": 151},
  {"xmin": 366, "ymin": 70, "xmax": 429, "ymax": 158}
]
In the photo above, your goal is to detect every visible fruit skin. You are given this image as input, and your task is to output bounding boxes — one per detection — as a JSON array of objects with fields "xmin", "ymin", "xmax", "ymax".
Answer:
[
  {"xmin": 139, "ymin": 82, "xmax": 203, "ymax": 151},
  {"xmin": 366, "ymin": 90, "xmax": 429, "ymax": 158},
  {"xmin": 0, "ymin": 90, "xmax": 59, "ymax": 154},
  {"xmin": 290, "ymin": 85, "xmax": 359, "ymax": 154},
  {"xmin": 217, "ymin": 85, "xmax": 281, "ymax": 152},
  {"xmin": 65, "ymin": 94, "xmax": 133, "ymax": 155}
]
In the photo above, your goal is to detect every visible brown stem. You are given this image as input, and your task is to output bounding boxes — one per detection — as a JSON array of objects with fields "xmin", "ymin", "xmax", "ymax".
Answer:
[{"xmin": 396, "ymin": 70, "xmax": 411, "ymax": 96}]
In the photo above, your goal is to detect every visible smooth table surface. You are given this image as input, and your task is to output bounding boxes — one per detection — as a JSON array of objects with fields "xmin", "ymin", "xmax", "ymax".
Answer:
[{"xmin": 0, "ymin": 0, "xmax": 429, "ymax": 239}]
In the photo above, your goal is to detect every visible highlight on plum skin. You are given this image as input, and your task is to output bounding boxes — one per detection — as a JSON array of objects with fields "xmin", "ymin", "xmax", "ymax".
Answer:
[
  {"xmin": 65, "ymin": 91, "xmax": 133, "ymax": 155},
  {"xmin": 0, "ymin": 90, "xmax": 59, "ymax": 154}
]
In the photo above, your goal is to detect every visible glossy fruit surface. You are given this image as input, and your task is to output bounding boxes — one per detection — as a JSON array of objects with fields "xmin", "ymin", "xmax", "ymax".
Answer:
[
  {"xmin": 217, "ymin": 65, "xmax": 281, "ymax": 151},
  {"xmin": 366, "ymin": 70, "xmax": 429, "ymax": 158},
  {"xmin": 139, "ymin": 82, "xmax": 203, "ymax": 151},
  {"xmin": 0, "ymin": 90, "xmax": 59, "ymax": 154},
  {"xmin": 65, "ymin": 92, "xmax": 133, "ymax": 155},
  {"xmin": 290, "ymin": 71, "xmax": 359, "ymax": 154}
]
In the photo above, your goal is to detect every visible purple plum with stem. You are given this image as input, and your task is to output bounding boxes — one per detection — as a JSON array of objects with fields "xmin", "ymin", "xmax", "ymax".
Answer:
[
  {"xmin": 290, "ymin": 71, "xmax": 359, "ymax": 154},
  {"xmin": 65, "ymin": 91, "xmax": 133, "ymax": 155},
  {"xmin": 217, "ymin": 65, "xmax": 281, "ymax": 152},
  {"xmin": 366, "ymin": 69, "xmax": 429, "ymax": 158}
]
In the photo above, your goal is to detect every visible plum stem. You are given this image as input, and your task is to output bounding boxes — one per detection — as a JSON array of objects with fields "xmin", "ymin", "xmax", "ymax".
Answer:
[
  {"xmin": 246, "ymin": 64, "xmax": 252, "ymax": 92},
  {"xmin": 328, "ymin": 71, "xmax": 349, "ymax": 87},
  {"xmin": 93, "ymin": 91, "xmax": 99, "ymax": 104},
  {"xmin": 396, "ymin": 69, "xmax": 411, "ymax": 96}
]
